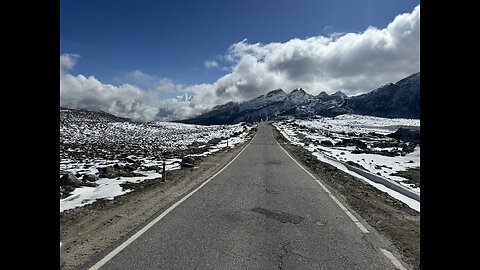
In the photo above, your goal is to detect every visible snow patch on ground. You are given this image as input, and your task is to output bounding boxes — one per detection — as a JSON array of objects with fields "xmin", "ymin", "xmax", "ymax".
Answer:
[
  {"xmin": 273, "ymin": 114, "xmax": 420, "ymax": 212},
  {"xmin": 311, "ymin": 152, "xmax": 420, "ymax": 212},
  {"xmin": 60, "ymin": 170, "xmax": 162, "ymax": 212},
  {"xmin": 60, "ymin": 111, "xmax": 256, "ymax": 212}
]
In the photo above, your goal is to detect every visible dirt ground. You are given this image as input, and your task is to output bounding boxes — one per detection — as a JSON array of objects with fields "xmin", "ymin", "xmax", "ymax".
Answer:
[
  {"xmin": 271, "ymin": 124, "xmax": 420, "ymax": 270},
  {"xmin": 60, "ymin": 140, "xmax": 251, "ymax": 270},
  {"xmin": 392, "ymin": 167, "xmax": 420, "ymax": 188}
]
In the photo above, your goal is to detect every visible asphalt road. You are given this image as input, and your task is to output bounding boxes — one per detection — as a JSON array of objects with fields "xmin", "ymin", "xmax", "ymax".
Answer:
[{"xmin": 87, "ymin": 122, "xmax": 405, "ymax": 270}]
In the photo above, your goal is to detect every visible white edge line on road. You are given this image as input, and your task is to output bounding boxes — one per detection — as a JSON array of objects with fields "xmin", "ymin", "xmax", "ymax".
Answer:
[
  {"xmin": 272, "ymin": 126, "xmax": 411, "ymax": 269},
  {"xmin": 88, "ymin": 133, "xmax": 256, "ymax": 270},
  {"xmin": 271, "ymin": 130, "xmax": 369, "ymax": 233},
  {"xmin": 380, "ymin": 249, "xmax": 408, "ymax": 270}
]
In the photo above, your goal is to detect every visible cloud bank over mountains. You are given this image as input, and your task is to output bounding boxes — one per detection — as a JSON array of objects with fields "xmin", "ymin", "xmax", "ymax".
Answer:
[{"xmin": 60, "ymin": 5, "xmax": 419, "ymax": 122}]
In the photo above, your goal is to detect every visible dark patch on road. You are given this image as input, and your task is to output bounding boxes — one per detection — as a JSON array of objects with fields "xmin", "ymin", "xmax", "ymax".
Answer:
[
  {"xmin": 251, "ymin": 207, "xmax": 303, "ymax": 224},
  {"xmin": 263, "ymin": 161, "xmax": 283, "ymax": 165},
  {"xmin": 265, "ymin": 188, "xmax": 280, "ymax": 194}
]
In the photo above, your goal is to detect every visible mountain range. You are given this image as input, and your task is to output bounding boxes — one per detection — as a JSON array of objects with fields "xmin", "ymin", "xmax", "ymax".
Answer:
[{"xmin": 179, "ymin": 72, "xmax": 420, "ymax": 125}]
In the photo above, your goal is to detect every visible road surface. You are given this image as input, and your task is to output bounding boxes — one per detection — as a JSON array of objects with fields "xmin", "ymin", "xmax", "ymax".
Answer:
[{"xmin": 84, "ymin": 122, "xmax": 407, "ymax": 270}]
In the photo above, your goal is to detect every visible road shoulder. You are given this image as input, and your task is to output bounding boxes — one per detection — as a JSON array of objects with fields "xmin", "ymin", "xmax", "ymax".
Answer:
[
  {"xmin": 60, "ymin": 137, "xmax": 253, "ymax": 270},
  {"xmin": 270, "ymin": 122, "xmax": 420, "ymax": 270}
]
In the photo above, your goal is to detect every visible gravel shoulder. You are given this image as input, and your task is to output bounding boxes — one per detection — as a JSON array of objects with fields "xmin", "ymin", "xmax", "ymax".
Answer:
[
  {"xmin": 60, "ymin": 138, "xmax": 252, "ymax": 270},
  {"xmin": 270, "ymin": 123, "xmax": 420, "ymax": 270}
]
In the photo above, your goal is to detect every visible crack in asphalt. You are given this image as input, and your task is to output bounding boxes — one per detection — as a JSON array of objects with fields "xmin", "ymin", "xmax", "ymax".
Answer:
[
  {"xmin": 277, "ymin": 240, "xmax": 312, "ymax": 269},
  {"xmin": 278, "ymin": 240, "xmax": 292, "ymax": 270}
]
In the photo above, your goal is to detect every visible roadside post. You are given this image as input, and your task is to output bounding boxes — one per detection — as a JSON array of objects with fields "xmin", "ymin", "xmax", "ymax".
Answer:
[{"xmin": 162, "ymin": 159, "xmax": 166, "ymax": 182}]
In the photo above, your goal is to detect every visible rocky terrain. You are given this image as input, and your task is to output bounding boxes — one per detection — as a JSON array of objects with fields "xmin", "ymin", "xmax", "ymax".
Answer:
[
  {"xmin": 181, "ymin": 72, "xmax": 419, "ymax": 124},
  {"xmin": 60, "ymin": 107, "xmax": 256, "ymax": 210},
  {"xmin": 273, "ymin": 114, "xmax": 420, "ymax": 211}
]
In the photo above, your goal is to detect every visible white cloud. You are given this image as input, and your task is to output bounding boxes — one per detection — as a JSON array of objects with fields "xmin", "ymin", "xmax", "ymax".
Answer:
[
  {"xmin": 203, "ymin": 60, "xmax": 219, "ymax": 69},
  {"xmin": 60, "ymin": 5, "xmax": 420, "ymax": 121},
  {"xmin": 60, "ymin": 54, "xmax": 80, "ymax": 72},
  {"xmin": 60, "ymin": 61, "xmax": 174, "ymax": 121},
  {"xmin": 215, "ymin": 4, "xmax": 420, "ymax": 96},
  {"xmin": 121, "ymin": 70, "xmax": 183, "ymax": 94}
]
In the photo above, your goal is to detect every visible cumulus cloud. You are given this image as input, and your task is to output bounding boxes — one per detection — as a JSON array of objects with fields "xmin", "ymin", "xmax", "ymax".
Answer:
[
  {"xmin": 120, "ymin": 70, "xmax": 183, "ymax": 93},
  {"xmin": 216, "ymin": 5, "xmax": 420, "ymax": 96},
  {"xmin": 60, "ymin": 55, "xmax": 175, "ymax": 121},
  {"xmin": 203, "ymin": 60, "xmax": 219, "ymax": 68},
  {"xmin": 60, "ymin": 53, "xmax": 80, "ymax": 72},
  {"xmin": 60, "ymin": 5, "xmax": 420, "ymax": 121},
  {"xmin": 60, "ymin": 54, "xmax": 207, "ymax": 121}
]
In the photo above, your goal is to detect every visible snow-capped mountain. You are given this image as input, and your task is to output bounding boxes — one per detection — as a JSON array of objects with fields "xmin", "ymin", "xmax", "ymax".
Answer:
[
  {"xmin": 332, "ymin": 72, "xmax": 420, "ymax": 119},
  {"xmin": 181, "ymin": 88, "xmax": 324, "ymax": 125},
  {"xmin": 181, "ymin": 72, "xmax": 420, "ymax": 125}
]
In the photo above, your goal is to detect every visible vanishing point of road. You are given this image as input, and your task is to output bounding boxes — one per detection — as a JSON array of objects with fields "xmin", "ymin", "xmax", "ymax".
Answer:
[{"xmin": 83, "ymin": 122, "xmax": 409, "ymax": 270}]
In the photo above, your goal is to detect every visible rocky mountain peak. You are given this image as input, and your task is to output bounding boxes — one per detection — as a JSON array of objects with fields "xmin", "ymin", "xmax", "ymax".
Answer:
[
  {"xmin": 266, "ymin": 88, "xmax": 286, "ymax": 97},
  {"xmin": 317, "ymin": 91, "xmax": 329, "ymax": 99},
  {"xmin": 331, "ymin": 90, "xmax": 347, "ymax": 98},
  {"xmin": 179, "ymin": 72, "xmax": 420, "ymax": 124},
  {"xmin": 290, "ymin": 88, "xmax": 306, "ymax": 94}
]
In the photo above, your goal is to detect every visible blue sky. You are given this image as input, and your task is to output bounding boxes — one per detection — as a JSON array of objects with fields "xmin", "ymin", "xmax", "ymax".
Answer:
[
  {"xmin": 61, "ymin": 0, "xmax": 419, "ymax": 85},
  {"xmin": 60, "ymin": 0, "xmax": 420, "ymax": 121}
]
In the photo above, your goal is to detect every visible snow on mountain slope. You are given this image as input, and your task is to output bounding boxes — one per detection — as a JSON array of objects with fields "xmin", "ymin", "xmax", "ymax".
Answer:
[{"xmin": 182, "ymin": 72, "xmax": 420, "ymax": 124}]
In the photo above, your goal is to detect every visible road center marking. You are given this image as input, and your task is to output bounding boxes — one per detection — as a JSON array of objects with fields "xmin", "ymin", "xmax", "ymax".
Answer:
[{"xmin": 88, "ymin": 133, "xmax": 256, "ymax": 270}]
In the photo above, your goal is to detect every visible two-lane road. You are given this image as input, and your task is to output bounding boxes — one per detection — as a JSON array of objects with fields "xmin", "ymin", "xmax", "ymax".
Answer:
[{"xmin": 85, "ymin": 122, "xmax": 407, "ymax": 269}]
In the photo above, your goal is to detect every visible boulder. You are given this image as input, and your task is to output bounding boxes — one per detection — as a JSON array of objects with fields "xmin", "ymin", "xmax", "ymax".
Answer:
[
  {"xmin": 402, "ymin": 142, "xmax": 417, "ymax": 154},
  {"xmin": 98, "ymin": 166, "xmax": 115, "ymax": 177},
  {"xmin": 338, "ymin": 138, "xmax": 367, "ymax": 149},
  {"xmin": 182, "ymin": 156, "xmax": 196, "ymax": 165},
  {"xmin": 371, "ymin": 141, "xmax": 399, "ymax": 148},
  {"xmin": 60, "ymin": 172, "xmax": 82, "ymax": 187},
  {"xmin": 353, "ymin": 139, "xmax": 368, "ymax": 149},
  {"xmin": 320, "ymin": 140, "xmax": 334, "ymax": 147},
  {"xmin": 181, "ymin": 156, "xmax": 196, "ymax": 168},
  {"xmin": 387, "ymin": 127, "xmax": 420, "ymax": 143},
  {"xmin": 123, "ymin": 164, "xmax": 137, "ymax": 172},
  {"xmin": 83, "ymin": 174, "xmax": 99, "ymax": 182}
]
